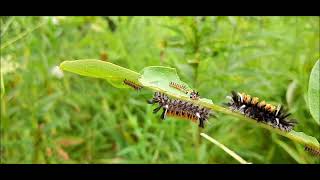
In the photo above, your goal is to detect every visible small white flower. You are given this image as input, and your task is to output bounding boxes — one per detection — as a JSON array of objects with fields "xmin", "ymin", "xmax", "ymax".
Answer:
[{"xmin": 50, "ymin": 65, "xmax": 64, "ymax": 79}]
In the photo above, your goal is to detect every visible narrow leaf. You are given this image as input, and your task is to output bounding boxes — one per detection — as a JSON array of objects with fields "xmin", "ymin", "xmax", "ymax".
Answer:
[
  {"xmin": 308, "ymin": 60, "xmax": 320, "ymax": 125},
  {"xmin": 60, "ymin": 59, "xmax": 141, "ymax": 88}
]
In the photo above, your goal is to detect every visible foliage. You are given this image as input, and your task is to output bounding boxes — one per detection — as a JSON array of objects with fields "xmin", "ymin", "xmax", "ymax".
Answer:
[{"xmin": 1, "ymin": 16, "xmax": 319, "ymax": 164}]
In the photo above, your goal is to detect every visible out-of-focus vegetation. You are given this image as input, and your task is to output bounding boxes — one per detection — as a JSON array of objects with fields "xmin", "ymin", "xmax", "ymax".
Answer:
[{"xmin": 1, "ymin": 16, "xmax": 319, "ymax": 164}]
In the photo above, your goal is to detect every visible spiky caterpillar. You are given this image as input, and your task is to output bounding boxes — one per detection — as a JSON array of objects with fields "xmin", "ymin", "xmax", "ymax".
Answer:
[
  {"xmin": 123, "ymin": 79, "xmax": 142, "ymax": 91},
  {"xmin": 305, "ymin": 146, "xmax": 320, "ymax": 157},
  {"xmin": 147, "ymin": 92, "xmax": 212, "ymax": 128},
  {"xmin": 169, "ymin": 82, "xmax": 201, "ymax": 100},
  {"xmin": 169, "ymin": 82, "xmax": 189, "ymax": 94},
  {"xmin": 226, "ymin": 91, "xmax": 297, "ymax": 132}
]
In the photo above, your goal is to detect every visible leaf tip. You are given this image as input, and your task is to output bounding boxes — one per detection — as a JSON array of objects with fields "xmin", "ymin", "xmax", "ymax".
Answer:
[{"xmin": 59, "ymin": 61, "xmax": 69, "ymax": 71}]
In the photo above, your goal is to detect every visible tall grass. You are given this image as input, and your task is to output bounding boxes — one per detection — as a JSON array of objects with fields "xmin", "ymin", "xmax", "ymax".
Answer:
[{"xmin": 1, "ymin": 16, "xmax": 319, "ymax": 163}]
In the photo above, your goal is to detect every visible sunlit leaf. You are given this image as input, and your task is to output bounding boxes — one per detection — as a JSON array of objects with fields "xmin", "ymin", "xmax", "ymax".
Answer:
[
  {"xmin": 60, "ymin": 59, "xmax": 141, "ymax": 89},
  {"xmin": 308, "ymin": 60, "xmax": 320, "ymax": 125}
]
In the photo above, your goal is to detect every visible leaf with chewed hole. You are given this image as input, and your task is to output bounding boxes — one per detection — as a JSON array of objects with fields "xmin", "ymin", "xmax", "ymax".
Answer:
[
  {"xmin": 138, "ymin": 66, "xmax": 213, "ymax": 107},
  {"xmin": 59, "ymin": 59, "xmax": 141, "ymax": 89},
  {"xmin": 308, "ymin": 60, "xmax": 320, "ymax": 125}
]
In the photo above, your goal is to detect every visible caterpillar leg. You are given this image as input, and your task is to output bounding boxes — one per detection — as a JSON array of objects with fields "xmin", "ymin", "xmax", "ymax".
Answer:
[
  {"xmin": 160, "ymin": 107, "xmax": 168, "ymax": 120},
  {"xmin": 199, "ymin": 118, "xmax": 205, "ymax": 128},
  {"xmin": 153, "ymin": 106, "xmax": 162, "ymax": 113}
]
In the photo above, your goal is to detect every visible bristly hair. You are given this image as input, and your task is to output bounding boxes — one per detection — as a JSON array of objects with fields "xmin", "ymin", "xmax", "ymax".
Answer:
[
  {"xmin": 190, "ymin": 90, "xmax": 200, "ymax": 100},
  {"xmin": 169, "ymin": 82, "xmax": 189, "ymax": 94},
  {"xmin": 225, "ymin": 90, "xmax": 297, "ymax": 132},
  {"xmin": 147, "ymin": 92, "xmax": 212, "ymax": 128},
  {"xmin": 123, "ymin": 79, "xmax": 142, "ymax": 91},
  {"xmin": 305, "ymin": 146, "xmax": 320, "ymax": 157}
]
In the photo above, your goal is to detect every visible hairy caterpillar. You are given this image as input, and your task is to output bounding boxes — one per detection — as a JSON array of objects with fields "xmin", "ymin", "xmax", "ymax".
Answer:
[
  {"xmin": 305, "ymin": 146, "xmax": 320, "ymax": 157},
  {"xmin": 226, "ymin": 91, "xmax": 297, "ymax": 132},
  {"xmin": 169, "ymin": 82, "xmax": 189, "ymax": 94},
  {"xmin": 147, "ymin": 92, "xmax": 212, "ymax": 128},
  {"xmin": 123, "ymin": 79, "xmax": 142, "ymax": 91}
]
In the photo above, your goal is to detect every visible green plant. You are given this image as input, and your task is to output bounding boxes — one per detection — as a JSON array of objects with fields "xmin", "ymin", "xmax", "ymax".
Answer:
[
  {"xmin": 1, "ymin": 16, "xmax": 318, "ymax": 164},
  {"xmin": 60, "ymin": 59, "xmax": 320, "ymax": 156}
]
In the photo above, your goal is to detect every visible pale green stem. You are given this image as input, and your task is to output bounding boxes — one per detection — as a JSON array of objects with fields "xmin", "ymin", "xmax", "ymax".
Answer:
[
  {"xmin": 200, "ymin": 133, "xmax": 252, "ymax": 164},
  {"xmin": 0, "ymin": 69, "xmax": 4, "ymax": 98},
  {"xmin": 209, "ymin": 104, "xmax": 320, "ymax": 150}
]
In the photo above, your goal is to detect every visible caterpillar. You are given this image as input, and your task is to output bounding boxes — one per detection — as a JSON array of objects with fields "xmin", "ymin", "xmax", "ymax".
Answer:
[
  {"xmin": 123, "ymin": 79, "xmax": 142, "ymax": 91},
  {"xmin": 169, "ymin": 82, "xmax": 189, "ymax": 94},
  {"xmin": 225, "ymin": 91, "xmax": 297, "ymax": 132},
  {"xmin": 190, "ymin": 90, "xmax": 200, "ymax": 100},
  {"xmin": 305, "ymin": 146, "xmax": 320, "ymax": 157},
  {"xmin": 147, "ymin": 92, "xmax": 212, "ymax": 128}
]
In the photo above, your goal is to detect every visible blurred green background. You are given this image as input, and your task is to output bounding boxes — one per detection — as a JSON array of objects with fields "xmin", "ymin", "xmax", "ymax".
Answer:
[{"xmin": 1, "ymin": 16, "xmax": 319, "ymax": 164}]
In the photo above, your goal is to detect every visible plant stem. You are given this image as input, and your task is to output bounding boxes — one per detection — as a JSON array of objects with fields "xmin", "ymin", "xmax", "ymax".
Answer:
[
  {"xmin": 209, "ymin": 105, "xmax": 320, "ymax": 150},
  {"xmin": 60, "ymin": 60, "xmax": 320, "ymax": 151},
  {"xmin": 200, "ymin": 133, "xmax": 251, "ymax": 164},
  {"xmin": 0, "ymin": 69, "xmax": 5, "ymax": 98}
]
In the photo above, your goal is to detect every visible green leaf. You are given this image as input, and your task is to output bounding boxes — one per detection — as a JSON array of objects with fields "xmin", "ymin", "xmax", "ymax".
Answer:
[
  {"xmin": 308, "ymin": 60, "xmax": 320, "ymax": 125},
  {"xmin": 138, "ymin": 66, "xmax": 213, "ymax": 106},
  {"xmin": 288, "ymin": 131, "xmax": 319, "ymax": 149},
  {"xmin": 60, "ymin": 59, "xmax": 141, "ymax": 88}
]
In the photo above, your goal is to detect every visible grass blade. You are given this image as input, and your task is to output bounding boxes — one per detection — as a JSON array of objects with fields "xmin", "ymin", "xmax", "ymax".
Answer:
[
  {"xmin": 0, "ymin": 21, "xmax": 45, "ymax": 50},
  {"xmin": 200, "ymin": 133, "xmax": 251, "ymax": 164}
]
